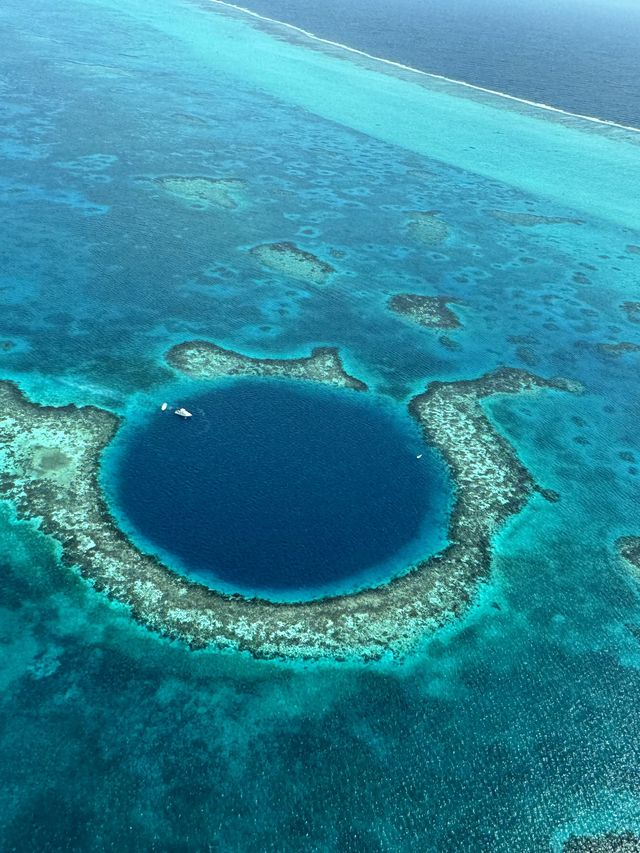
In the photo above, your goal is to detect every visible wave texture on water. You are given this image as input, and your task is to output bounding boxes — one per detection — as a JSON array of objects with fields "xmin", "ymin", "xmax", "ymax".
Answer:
[{"xmin": 208, "ymin": 0, "xmax": 640, "ymax": 134}]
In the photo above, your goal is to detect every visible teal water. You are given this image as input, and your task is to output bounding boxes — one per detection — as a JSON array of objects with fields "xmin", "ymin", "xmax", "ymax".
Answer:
[{"xmin": 1, "ymin": 0, "xmax": 640, "ymax": 849}]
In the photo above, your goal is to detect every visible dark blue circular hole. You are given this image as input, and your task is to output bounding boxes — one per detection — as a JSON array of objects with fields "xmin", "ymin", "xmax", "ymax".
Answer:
[{"xmin": 110, "ymin": 380, "xmax": 449, "ymax": 596}]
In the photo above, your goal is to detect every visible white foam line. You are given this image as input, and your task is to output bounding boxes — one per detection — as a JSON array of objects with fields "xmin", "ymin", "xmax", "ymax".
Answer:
[{"xmin": 207, "ymin": 0, "xmax": 640, "ymax": 135}]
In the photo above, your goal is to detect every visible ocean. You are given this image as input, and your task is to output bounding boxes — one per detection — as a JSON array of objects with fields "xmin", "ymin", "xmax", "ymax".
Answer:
[
  {"xmin": 0, "ymin": 0, "xmax": 639, "ymax": 849},
  {"xmin": 231, "ymin": 0, "xmax": 640, "ymax": 128}
]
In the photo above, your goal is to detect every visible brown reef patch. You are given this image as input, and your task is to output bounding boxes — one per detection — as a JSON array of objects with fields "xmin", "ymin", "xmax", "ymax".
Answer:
[
  {"xmin": 388, "ymin": 293, "xmax": 463, "ymax": 330},
  {"xmin": 250, "ymin": 241, "xmax": 335, "ymax": 284}
]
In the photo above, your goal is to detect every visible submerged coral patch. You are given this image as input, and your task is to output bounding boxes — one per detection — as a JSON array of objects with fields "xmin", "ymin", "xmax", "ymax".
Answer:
[
  {"xmin": 406, "ymin": 211, "xmax": 450, "ymax": 245},
  {"xmin": 563, "ymin": 832, "xmax": 640, "ymax": 852},
  {"xmin": 488, "ymin": 209, "xmax": 584, "ymax": 227},
  {"xmin": 622, "ymin": 302, "xmax": 640, "ymax": 324},
  {"xmin": 617, "ymin": 536, "xmax": 640, "ymax": 579},
  {"xmin": 0, "ymin": 350, "xmax": 579, "ymax": 661},
  {"xmin": 388, "ymin": 293, "xmax": 463, "ymax": 329},
  {"xmin": 250, "ymin": 241, "xmax": 335, "ymax": 283},
  {"xmin": 591, "ymin": 341, "xmax": 640, "ymax": 358},
  {"xmin": 156, "ymin": 175, "xmax": 245, "ymax": 209}
]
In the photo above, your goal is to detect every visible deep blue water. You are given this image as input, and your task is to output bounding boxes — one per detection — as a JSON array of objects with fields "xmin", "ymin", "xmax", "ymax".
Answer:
[
  {"xmin": 238, "ymin": 0, "xmax": 640, "ymax": 127},
  {"xmin": 111, "ymin": 380, "xmax": 443, "ymax": 595}
]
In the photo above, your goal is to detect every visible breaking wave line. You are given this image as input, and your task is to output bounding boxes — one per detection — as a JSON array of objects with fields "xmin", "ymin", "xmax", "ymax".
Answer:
[{"xmin": 208, "ymin": 0, "xmax": 640, "ymax": 135}]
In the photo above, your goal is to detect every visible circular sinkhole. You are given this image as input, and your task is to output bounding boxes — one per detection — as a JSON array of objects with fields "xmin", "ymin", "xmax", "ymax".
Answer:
[{"xmin": 105, "ymin": 379, "xmax": 451, "ymax": 600}]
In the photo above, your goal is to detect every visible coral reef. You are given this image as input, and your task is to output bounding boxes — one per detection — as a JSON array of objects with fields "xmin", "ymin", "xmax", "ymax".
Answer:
[
  {"xmin": 488, "ymin": 209, "xmax": 584, "ymax": 226},
  {"xmin": 617, "ymin": 536, "xmax": 640, "ymax": 578},
  {"xmin": 622, "ymin": 302, "xmax": 640, "ymax": 324},
  {"xmin": 156, "ymin": 175, "xmax": 245, "ymax": 209},
  {"xmin": 595, "ymin": 342, "xmax": 640, "ymax": 358},
  {"xmin": 563, "ymin": 832, "xmax": 640, "ymax": 852},
  {"xmin": 250, "ymin": 242, "xmax": 334, "ymax": 284},
  {"xmin": 166, "ymin": 341, "xmax": 367, "ymax": 391},
  {"xmin": 0, "ymin": 360, "xmax": 579, "ymax": 661},
  {"xmin": 388, "ymin": 293, "xmax": 463, "ymax": 329},
  {"xmin": 406, "ymin": 211, "xmax": 449, "ymax": 246}
]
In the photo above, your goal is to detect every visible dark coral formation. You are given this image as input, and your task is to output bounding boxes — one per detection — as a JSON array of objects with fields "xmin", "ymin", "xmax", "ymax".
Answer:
[
  {"xmin": 388, "ymin": 293, "xmax": 463, "ymax": 330},
  {"xmin": 156, "ymin": 175, "xmax": 245, "ymax": 210},
  {"xmin": 595, "ymin": 342, "xmax": 640, "ymax": 358},
  {"xmin": 617, "ymin": 536, "xmax": 640, "ymax": 578},
  {"xmin": 563, "ymin": 832, "xmax": 640, "ymax": 852},
  {"xmin": 166, "ymin": 341, "xmax": 367, "ymax": 391},
  {"xmin": 488, "ymin": 209, "xmax": 584, "ymax": 226},
  {"xmin": 406, "ymin": 211, "xmax": 450, "ymax": 246},
  {"xmin": 622, "ymin": 302, "xmax": 640, "ymax": 324},
  {"xmin": 250, "ymin": 241, "xmax": 335, "ymax": 284}
]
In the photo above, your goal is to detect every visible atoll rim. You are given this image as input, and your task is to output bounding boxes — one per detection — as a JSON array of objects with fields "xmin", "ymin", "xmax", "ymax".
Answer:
[{"xmin": 0, "ymin": 342, "xmax": 580, "ymax": 661}]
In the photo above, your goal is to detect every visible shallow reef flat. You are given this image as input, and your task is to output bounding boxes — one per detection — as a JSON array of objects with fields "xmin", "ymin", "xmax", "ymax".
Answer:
[
  {"xmin": 388, "ymin": 293, "xmax": 463, "ymax": 330},
  {"xmin": 250, "ymin": 241, "xmax": 335, "ymax": 284},
  {"xmin": 166, "ymin": 340, "xmax": 367, "ymax": 391},
  {"xmin": 563, "ymin": 832, "xmax": 640, "ymax": 852},
  {"xmin": 0, "ymin": 356, "xmax": 579, "ymax": 661},
  {"xmin": 406, "ymin": 210, "xmax": 450, "ymax": 245},
  {"xmin": 155, "ymin": 175, "xmax": 245, "ymax": 209}
]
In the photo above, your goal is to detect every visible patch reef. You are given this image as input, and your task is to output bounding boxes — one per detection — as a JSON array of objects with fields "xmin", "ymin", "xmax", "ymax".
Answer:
[
  {"xmin": 0, "ymin": 351, "xmax": 579, "ymax": 661},
  {"xmin": 250, "ymin": 241, "xmax": 335, "ymax": 284},
  {"xmin": 388, "ymin": 293, "xmax": 463, "ymax": 329}
]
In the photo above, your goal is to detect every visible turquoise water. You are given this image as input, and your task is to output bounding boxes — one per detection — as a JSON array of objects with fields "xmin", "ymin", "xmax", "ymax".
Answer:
[
  {"xmin": 106, "ymin": 379, "xmax": 449, "ymax": 599},
  {"xmin": 1, "ymin": 0, "xmax": 640, "ymax": 848}
]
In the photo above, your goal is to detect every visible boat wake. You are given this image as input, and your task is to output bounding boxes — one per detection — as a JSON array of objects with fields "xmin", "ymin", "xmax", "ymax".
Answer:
[{"xmin": 207, "ymin": 0, "xmax": 640, "ymax": 135}]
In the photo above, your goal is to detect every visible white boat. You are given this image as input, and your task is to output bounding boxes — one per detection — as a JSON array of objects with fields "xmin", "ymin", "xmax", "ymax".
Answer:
[
  {"xmin": 416, "ymin": 453, "xmax": 423, "ymax": 459},
  {"xmin": 174, "ymin": 407, "xmax": 192, "ymax": 418},
  {"xmin": 161, "ymin": 402, "xmax": 168, "ymax": 411}
]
